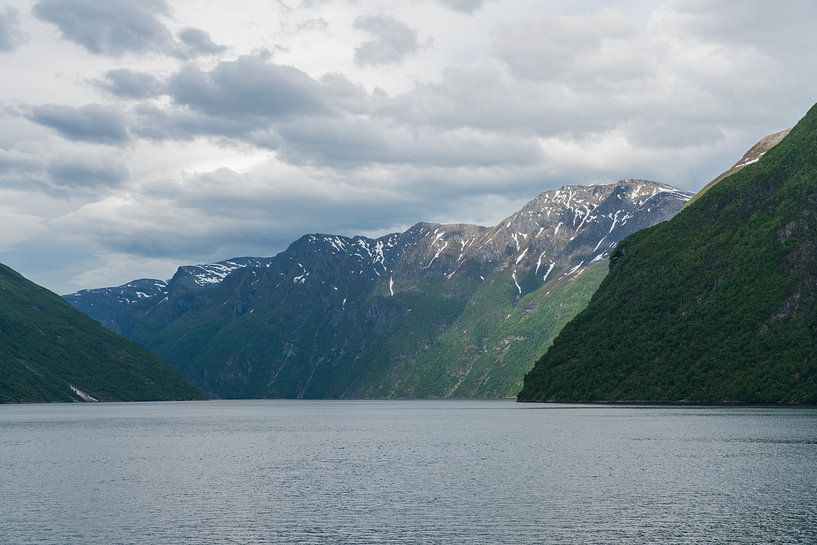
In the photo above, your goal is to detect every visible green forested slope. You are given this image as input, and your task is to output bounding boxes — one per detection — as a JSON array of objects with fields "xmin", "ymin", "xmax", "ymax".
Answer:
[
  {"xmin": 0, "ymin": 264, "xmax": 204, "ymax": 402},
  {"xmin": 519, "ymin": 105, "xmax": 817, "ymax": 403}
]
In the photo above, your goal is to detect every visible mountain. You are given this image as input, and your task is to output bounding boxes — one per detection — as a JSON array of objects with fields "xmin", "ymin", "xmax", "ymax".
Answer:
[
  {"xmin": 66, "ymin": 179, "xmax": 691, "ymax": 399},
  {"xmin": 686, "ymin": 128, "xmax": 790, "ymax": 207},
  {"xmin": 519, "ymin": 106, "xmax": 817, "ymax": 403},
  {"xmin": 67, "ymin": 257, "xmax": 275, "ymax": 336},
  {"xmin": 0, "ymin": 263, "xmax": 204, "ymax": 403}
]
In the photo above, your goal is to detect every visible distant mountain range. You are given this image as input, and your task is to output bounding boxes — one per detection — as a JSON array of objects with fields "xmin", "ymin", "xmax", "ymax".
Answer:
[
  {"xmin": 0, "ymin": 263, "xmax": 203, "ymax": 403},
  {"xmin": 519, "ymin": 106, "xmax": 815, "ymax": 403},
  {"xmin": 67, "ymin": 179, "xmax": 691, "ymax": 399}
]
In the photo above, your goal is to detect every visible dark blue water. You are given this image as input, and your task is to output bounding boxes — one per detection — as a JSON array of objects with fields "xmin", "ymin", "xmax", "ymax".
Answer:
[{"xmin": 1, "ymin": 400, "xmax": 816, "ymax": 544}]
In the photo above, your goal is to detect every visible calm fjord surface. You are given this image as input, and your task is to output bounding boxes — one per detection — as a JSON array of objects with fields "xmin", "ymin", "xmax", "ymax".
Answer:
[{"xmin": 2, "ymin": 401, "xmax": 816, "ymax": 544}]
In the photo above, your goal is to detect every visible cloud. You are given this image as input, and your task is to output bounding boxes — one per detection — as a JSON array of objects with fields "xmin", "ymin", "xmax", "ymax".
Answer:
[
  {"xmin": 657, "ymin": 0, "xmax": 817, "ymax": 52},
  {"xmin": 378, "ymin": 67, "xmax": 614, "ymax": 135},
  {"xmin": 33, "ymin": 0, "xmax": 227, "ymax": 58},
  {"xmin": 273, "ymin": 114, "xmax": 543, "ymax": 167},
  {"xmin": 0, "ymin": 208, "xmax": 46, "ymax": 252},
  {"xmin": 130, "ymin": 103, "xmax": 276, "ymax": 144},
  {"xmin": 353, "ymin": 15, "xmax": 420, "ymax": 67},
  {"xmin": 33, "ymin": 0, "xmax": 175, "ymax": 56},
  {"xmin": 178, "ymin": 27, "xmax": 227, "ymax": 56},
  {"xmin": 166, "ymin": 54, "xmax": 332, "ymax": 118},
  {"xmin": 48, "ymin": 160, "xmax": 549, "ymax": 265},
  {"xmin": 433, "ymin": 0, "xmax": 488, "ymax": 13},
  {"xmin": 29, "ymin": 103, "xmax": 129, "ymax": 144},
  {"xmin": 0, "ymin": 6, "xmax": 24, "ymax": 52},
  {"xmin": 53, "ymin": 193, "xmax": 255, "ymax": 258},
  {"xmin": 295, "ymin": 17, "xmax": 329, "ymax": 32},
  {"xmin": 115, "ymin": 56, "xmax": 542, "ymax": 168},
  {"xmin": 0, "ymin": 144, "xmax": 129, "ymax": 194},
  {"xmin": 492, "ymin": 9, "xmax": 637, "ymax": 83},
  {"xmin": 96, "ymin": 69, "xmax": 163, "ymax": 99},
  {"xmin": 0, "ymin": 147, "xmax": 40, "ymax": 177},
  {"xmin": 46, "ymin": 154, "xmax": 130, "ymax": 188}
]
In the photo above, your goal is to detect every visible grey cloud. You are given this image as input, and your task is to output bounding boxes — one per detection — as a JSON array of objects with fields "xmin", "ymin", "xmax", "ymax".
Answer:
[
  {"xmin": 318, "ymin": 73, "xmax": 371, "ymax": 114},
  {"xmin": 46, "ymin": 155, "xmax": 129, "ymax": 188},
  {"xmin": 167, "ymin": 54, "xmax": 331, "ymax": 118},
  {"xmin": 0, "ymin": 6, "xmax": 24, "ymax": 52},
  {"xmin": 34, "ymin": 0, "xmax": 226, "ymax": 58},
  {"xmin": 492, "ymin": 10, "xmax": 636, "ymax": 83},
  {"xmin": 122, "ymin": 56, "xmax": 547, "ymax": 168},
  {"xmin": 433, "ymin": 0, "xmax": 487, "ymax": 13},
  {"xmin": 130, "ymin": 103, "xmax": 281, "ymax": 147},
  {"xmin": 274, "ymin": 114, "xmax": 543, "ymax": 167},
  {"xmin": 624, "ymin": 116, "xmax": 726, "ymax": 149},
  {"xmin": 97, "ymin": 69, "xmax": 163, "ymax": 99},
  {"xmin": 379, "ymin": 67, "xmax": 617, "ymax": 135},
  {"xmin": 127, "ymin": 57, "xmax": 368, "ymax": 150},
  {"xmin": 353, "ymin": 15, "xmax": 419, "ymax": 67},
  {"xmin": 0, "ymin": 148, "xmax": 45, "ymax": 193},
  {"xmin": 0, "ymin": 147, "xmax": 40, "ymax": 176},
  {"xmin": 662, "ymin": 0, "xmax": 817, "ymax": 52},
  {"xmin": 33, "ymin": 0, "xmax": 175, "ymax": 56},
  {"xmin": 0, "ymin": 145, "xmax": 128, "ymax": 195},
  {"xmin": 50, "ymin": 162, "xmax": 555, "ymax": 268},
  {"xmin": 29, "ymin": 103, "xmax": 129, "ymax": 144},
  {"xmin": 26, "ymin": 53, "xmax": 555, "ymax": 169},
  {"xmin": 178, "ymin": 27, "xmax": 227, "ymax": 56}
]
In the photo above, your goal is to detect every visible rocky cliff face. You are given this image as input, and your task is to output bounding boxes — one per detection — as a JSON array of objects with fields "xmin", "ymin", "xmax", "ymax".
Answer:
[{"xmin": 66, "ymin": 179, "xmax": 691, "ymax": 398}]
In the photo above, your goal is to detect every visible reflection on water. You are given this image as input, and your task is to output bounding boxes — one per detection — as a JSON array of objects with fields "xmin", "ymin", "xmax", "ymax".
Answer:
[{"xmin": 1, "ymin": 400, "xmax": 816, "ymax": 544}]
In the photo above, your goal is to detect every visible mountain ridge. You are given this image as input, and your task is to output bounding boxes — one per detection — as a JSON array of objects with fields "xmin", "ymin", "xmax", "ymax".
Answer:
[{"xmin": 67, "ymin": 179, "xmax": 692, "ymax": 399}]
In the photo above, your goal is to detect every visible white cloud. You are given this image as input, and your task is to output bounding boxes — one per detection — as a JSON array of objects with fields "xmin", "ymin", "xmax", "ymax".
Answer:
[
  {"xmin": 353, "ymin": 14, "xmax": 420, "ymax": 67},
  {"xmin": 0, "ymin": 6, "xmax": 24, "ymax": 52}
]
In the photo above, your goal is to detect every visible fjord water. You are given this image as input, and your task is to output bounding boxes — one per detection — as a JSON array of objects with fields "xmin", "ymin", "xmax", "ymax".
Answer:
[{"xmin": 1, "ymin": 401, "xmax": 815, "ymax": 544}]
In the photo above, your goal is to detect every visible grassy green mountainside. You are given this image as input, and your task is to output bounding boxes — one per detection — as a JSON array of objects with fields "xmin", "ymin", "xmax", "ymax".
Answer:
[
  {"xmin": 519, "ymin": 104, "xmax": 817, "ymax": 403},
  {"xmin": 0, "ymin": 264, "xmax": 204, "ymax": 403},
  {"xmin": 366, "ymin": 263, "xmax": 608, "ymax": 398}
]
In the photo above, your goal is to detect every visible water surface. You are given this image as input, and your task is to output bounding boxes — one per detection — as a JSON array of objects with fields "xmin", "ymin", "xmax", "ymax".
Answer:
[{"xmin": 1, "ymin": 400, "xmax": 816, "ymax": 544}]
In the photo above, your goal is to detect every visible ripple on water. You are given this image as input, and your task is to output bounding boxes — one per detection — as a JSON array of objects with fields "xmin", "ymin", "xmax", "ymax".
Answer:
[{"xmin": 1, "ymin": 401, "xmax": 816, "ymax": 544}]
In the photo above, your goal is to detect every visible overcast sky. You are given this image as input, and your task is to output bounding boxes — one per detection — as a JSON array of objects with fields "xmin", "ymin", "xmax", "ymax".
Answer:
[{"xmin": 1, "ymin": 0, "xmax": 815, "ymax": 293}]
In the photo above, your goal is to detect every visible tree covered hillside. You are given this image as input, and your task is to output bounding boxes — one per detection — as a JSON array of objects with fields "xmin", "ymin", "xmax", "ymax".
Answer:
[{"xmin": 519, "ymin": 104, "xmax": 817, "ymax": 403}]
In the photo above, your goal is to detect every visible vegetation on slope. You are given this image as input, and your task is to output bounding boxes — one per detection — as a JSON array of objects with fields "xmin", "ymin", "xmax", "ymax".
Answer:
[
  {"xmin": 368, "ymin": 264, "xmax": 608, "ymax": 398},
  {"xmin": 519, "ymin": 105, "xmax": 817, "ymax": 403},
  {"xmin": 686, "ymin": 128, "xmax": 790, "ymax": 207},
  {"xmin": 0, "ymin": 264, "xmax": 204, "ymax": 403}
]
